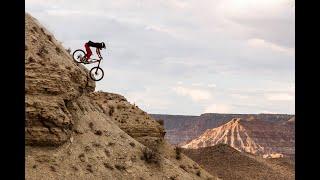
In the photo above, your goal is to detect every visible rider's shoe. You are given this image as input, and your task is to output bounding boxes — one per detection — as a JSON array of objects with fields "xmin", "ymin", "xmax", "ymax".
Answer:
[{"xmin": 81, "ymin": 57, "xmax": 89, "ymax": 64}]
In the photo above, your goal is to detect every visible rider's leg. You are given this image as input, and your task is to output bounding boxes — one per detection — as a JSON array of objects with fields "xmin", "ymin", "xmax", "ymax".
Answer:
[{"xmin": 84, "ymin": 43, "xmax": 92, "ymax": 60}]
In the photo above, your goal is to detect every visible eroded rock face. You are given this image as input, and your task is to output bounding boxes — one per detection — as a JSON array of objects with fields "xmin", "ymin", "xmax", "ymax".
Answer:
[
  {"xmin": 88, "ymin": 92, "xmax": 166, "ymax": 148},
  {"xmin": 182, "ymin": 118, "xmax": 295, "ymax": 157},
  {"xmin": 25, "ymin": 13, "xmax": 95, "ymax": 146}
]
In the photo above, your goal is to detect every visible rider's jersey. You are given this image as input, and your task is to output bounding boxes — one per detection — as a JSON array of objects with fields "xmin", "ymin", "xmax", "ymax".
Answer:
[{"xmin": 87, "ymin": 41, "xmax": 104, "ymax": 49}]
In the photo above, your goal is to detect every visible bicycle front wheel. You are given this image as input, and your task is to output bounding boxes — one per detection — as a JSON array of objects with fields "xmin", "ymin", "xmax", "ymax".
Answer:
[
  {"xmin": 72, "ymin": 49, "xmax": 86, "ymax": 63},
  {"xmin": 89, "ymin": 67, "xmax": 104, "ymax": 81}
]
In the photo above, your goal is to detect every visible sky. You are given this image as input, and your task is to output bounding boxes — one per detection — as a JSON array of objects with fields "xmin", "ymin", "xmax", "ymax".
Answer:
[{"xmin": 26, "ymin": 0, "xmax": 295, "ymax": 115}]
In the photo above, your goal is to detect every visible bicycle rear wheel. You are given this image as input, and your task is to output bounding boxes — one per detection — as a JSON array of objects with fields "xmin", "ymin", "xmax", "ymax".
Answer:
[
  {"xmin": 89, "ymin": 67, "xmax": 104, "ymax": 81},
  {"xmin": 72, "ymin": 49, "xmax": 86, "ymax": 63}
]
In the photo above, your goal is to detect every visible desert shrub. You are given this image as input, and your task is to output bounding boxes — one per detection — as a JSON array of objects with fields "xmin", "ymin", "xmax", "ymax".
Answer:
[
  {"xmin": 196, "ymin": 170, "xmax": 201, "ymax": 177},
  {"xmin": 109, "ymin": 106, "xmax": 115, "ymax": 116},
  {"xmin": 88, "ymin": 122, "xmax": 94, "ymax": 130},
  {"xmin": 50, "ymin": 166, "xmax": 56, "ymax": 172},
  {"xmin": 47, "ymin": 34, "xmax": 53, "ymax": 42},
  {"xmin": 86, "ymin": 164, "xmax": 93, "ymax": 173},
  {"xmin": 156, "ymin": 119, "xmax": 164, "ymax": 126},
  {"xmin": 94, "ymin": 130, "xmax": 103, "ymax": 136},
  {"xmin": 170, "ymin": 176, "xmax": 177, "ymax": 180},
  {"xmin": 140, "ymin": 111, "xmax": 146, "ymax": 115},
  {"xmin": 141, "ymin": 147, "xmax": 160, "ymax": 164},
  {"xmin": 116, "ymin": 103, "xmax": 126, "ymax": 110},
  {"xmin": 66, "ymin": 48, "xmax": 71, "ymax": 54},
  {"xmin": 115, "ymin": 164, "xmax": 126, "ymax": 171},
  {"xmin": 37, "ymin": 46, "xmax": 48, "ymax": 57},
  {"xmin": 179, "ymin": 165, "xmax": 188, "ymax": 172},
  {"xmin": 175, "ymin": 147, "xmax": 182, "ymax": 160},
  {"xmin": 108, "ymin": 142, "xmax": 115, "ymax": 146},
  {"xmin": 28, "ymin": 56, "xmax": 35, "ymax": 63},
  {"xmin": 32, "ymin": 26, "xmax": 38, "ymax": 33},
  {"xmin": 55, "ymin": 47, "xmax": 61, "ymax": 53},
  {"xmin": 40, "ymin": 27, "xmax": 45, "ymax": 34},
  {"xmin": 103, "ymin": 163, "xmax": 114, "ymax": 170},
  {"xmin": 104, "ymin": 149, "xmax": 111, "ymax": 157}
]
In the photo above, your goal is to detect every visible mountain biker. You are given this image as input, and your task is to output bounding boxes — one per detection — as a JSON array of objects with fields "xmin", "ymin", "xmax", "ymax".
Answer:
[{"xmin": 83, "ymin": 40, "xmax": 106, "ymax": 62}]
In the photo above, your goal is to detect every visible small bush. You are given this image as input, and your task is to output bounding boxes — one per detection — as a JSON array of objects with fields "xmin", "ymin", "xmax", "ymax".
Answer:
[
  {"xmin": 116, "ymin": 103, "xmax": 126, "ymax": 110},
  {"xmin": 78, "ymin": 153, "xmax": 86, "ymax": 162},
  {"xmin": 108, "ymin": 142, "xmax": 115, "ymax": 146},
  {"xmin": 32, "ymin": 26, "xmax": 38, "ymax": 33},
  {"xmin": 115, "ymin": 164, "xmax": 126, "ymax": 171},
  {"xmin": 47, "ymin": 34, "xmax": 53, "ymax": 42},
  {"xmin": 89, "ymin": 122, "xmax": 94, "ymax": 130},
  {"xmin": 156, "ymin": 119, "xmax": 164, "ymax": 126},
  {"xmin": 55, "ymin": 47, "xmax": 61, "ymax": 53},
  {"xmin": 37, "ymin": 46, "xmax": 48, "ymax": 57},
  {"xmin": 109, "ymin": 106, "xmax": 115, "ymax": 116},
  {"xmin": 86, "ymin": 164, "xmax": 93, "ymax": 173},
  {"xmin": 170, "ymin": 176, "xmax": 177, "ymax": 180},
  {"xmin": 50, "ymin": 166, "xmax": 56, "ymax": 172},
  {"xmin": 129, "ymin": 142, "xmax": 135, "ymax": 147},
  {"xmin": 141, "ymin": 147, "xmax": 160, "ymax": 164},
  {"xmin": 175, "ymin": 147, "xmax": 182, "ymax": 160},
  {"xmin": 179, "ymin": 164, "xmax": 188, "ymax": 172},
  {"xmin": 196, "ymin": 170, "xmax": 201, "ymax": 177},
  {"xmin": 66, "ymin": 48, "xmax": 71, "ymax": 54},
  {"xmin": 94, "ymin": 130, "xmax": 103, "ymax": 136},
  {"xmin": 40, "ymin": 27, "xmax": 45, "ymax": 34},
  {"xmin": 28, "ymin": 56, "xmax": 35, "ymax": 63},
  {"xmin": 104, "ymin": 149, "xmax": 111, "ymax": 157},
  {"xmin": 103, "ymin": 163, "xmax": 114, "ymax": 170}
]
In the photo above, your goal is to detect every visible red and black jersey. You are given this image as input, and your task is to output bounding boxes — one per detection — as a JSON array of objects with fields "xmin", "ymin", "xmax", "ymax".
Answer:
[{"xmin": 86, "ymin": 41, "xmax": 104, "ymax": 49}]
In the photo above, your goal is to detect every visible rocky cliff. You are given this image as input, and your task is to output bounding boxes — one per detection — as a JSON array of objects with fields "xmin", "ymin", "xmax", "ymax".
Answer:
[
  {"xmin": 182, "ymin": 117, "xmax": 295, "ymax": 157},
  {"xmin": 25, "ymin": 13, "xmax": 216, "ymax": 180}
]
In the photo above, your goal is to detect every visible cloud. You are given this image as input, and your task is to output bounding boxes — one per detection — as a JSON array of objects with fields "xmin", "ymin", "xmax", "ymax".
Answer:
[
  {"xmin": 125, "ymin": 87, "xmax": 172, "ymax": 111},
  {"xmin": 247, "ymin": 38, "xmax": 294, "ymax": 56},
  {"xmin": 265, "ymin": 93, "xmax": 293, "ymax": 101},
  {"xmin": 204, "ymin": 104, "xmax": 232, "ymax": 113},
  {"xmin": 231, "ymin": 93, "xmax": 249, "ymax": 99},
  {"xmin": 208, "ymin": 83, "xmax": 217, "ymax": 88},
  {"xmin": 172, "ymin": 86, "xmax": 212, "ymax": 102},
  {"xmin": 191, "ymin": 82, "xmax": 204, "ymax": 87}
]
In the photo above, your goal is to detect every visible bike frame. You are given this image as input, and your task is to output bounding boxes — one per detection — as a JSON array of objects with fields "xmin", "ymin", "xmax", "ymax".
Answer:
[{"xmin": 87, "ymin": 58, "xmax": 102, "ymax": 68}]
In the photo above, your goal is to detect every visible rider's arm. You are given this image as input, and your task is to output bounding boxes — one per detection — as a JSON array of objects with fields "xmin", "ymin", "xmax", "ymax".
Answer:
[{"xmin": 96, "ymin": 48, "xmax": 102, "ymax": 58}]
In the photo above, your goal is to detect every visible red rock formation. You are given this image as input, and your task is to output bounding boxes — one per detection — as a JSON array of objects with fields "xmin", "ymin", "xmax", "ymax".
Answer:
[{"xmin": 182, "ymin": 117, "xmax": 295, "ymax": 157}]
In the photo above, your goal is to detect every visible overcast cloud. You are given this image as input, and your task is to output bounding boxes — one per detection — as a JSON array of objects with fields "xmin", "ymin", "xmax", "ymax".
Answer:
[{"xmin": 26, "ymin": 0, "xmax": 295, "ymax": 115}]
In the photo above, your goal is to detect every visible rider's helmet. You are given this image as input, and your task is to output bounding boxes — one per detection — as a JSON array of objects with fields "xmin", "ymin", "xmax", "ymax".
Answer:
[{"xmin": 101, "ymin": 42, "xmax": 106, "ymax": 49}]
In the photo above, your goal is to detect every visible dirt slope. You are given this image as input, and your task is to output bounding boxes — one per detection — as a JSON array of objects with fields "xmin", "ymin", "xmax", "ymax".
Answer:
[
  {"xmin": 25, "ymin": 12, "xmax": 216, "ymax": 180},
  {"xmin": 182, "ymin": 144, "xmax": 295, "ymax": 180}
]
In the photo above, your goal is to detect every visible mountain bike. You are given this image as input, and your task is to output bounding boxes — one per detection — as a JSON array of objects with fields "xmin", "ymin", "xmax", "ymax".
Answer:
[{"xmin": 72, "ymin": 49, "xmax": 104, "ymax": 81}]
